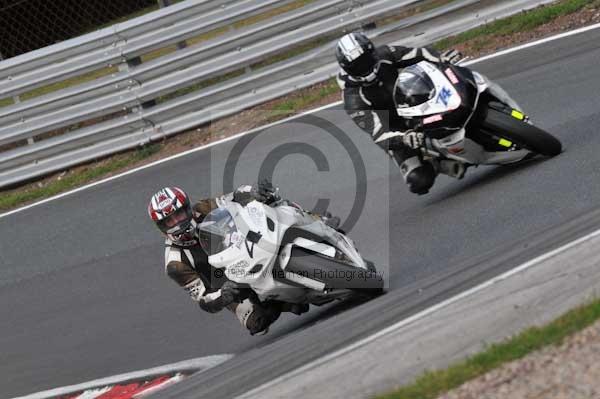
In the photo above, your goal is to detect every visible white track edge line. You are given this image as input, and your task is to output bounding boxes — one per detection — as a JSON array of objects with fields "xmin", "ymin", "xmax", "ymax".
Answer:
[
  {"xmin": 3, "ymin": 21, "xmax": 600, "ymax": 220},
  {"xmin": 239, "ymin": 227, "xmax": 600, "ymax": 398},
  {"xmin": 463, "ymin": 21, "xmax": 600, "ymax": 65},
  {"xmin": 11, "ymin": 354, "xmax": 234, "ymax": 399},
  {"xmin": 0, "ymin": 101, "xmax": 341, "ymax": 219}
]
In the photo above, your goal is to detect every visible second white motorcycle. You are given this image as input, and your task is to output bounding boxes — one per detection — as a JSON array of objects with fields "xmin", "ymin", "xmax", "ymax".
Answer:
[{"xmin": 382, "ymin": 60, "xmax": 562, "ymax": 179}]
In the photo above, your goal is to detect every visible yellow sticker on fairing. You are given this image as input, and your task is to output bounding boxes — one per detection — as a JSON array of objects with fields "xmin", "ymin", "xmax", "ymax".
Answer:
[
  {"xmin": 511, "ymin": 110, "xmax": 525, "ymax": 120},
  {"xmin": 499, "ymin": 138, "xmax": 513, "ymax": 147}
]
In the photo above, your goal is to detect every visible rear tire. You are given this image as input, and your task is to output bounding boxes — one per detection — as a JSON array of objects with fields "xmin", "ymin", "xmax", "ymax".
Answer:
[
  {"xmin": 482, "ymin": 108, "xmax": 562, "ymax": 156},
  {"xmin": 285, "ymin": 247, "xmax": 384, "ymax": 296}
]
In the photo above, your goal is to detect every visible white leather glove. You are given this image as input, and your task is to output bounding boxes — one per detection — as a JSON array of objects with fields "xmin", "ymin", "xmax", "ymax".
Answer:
[
  {"xmin": 402, "ymin": 131, "xmax": 425, "ymax": 149},
  {"xmin": 441, "ymin": 49, "xmax": 463, "ymax": 65}
]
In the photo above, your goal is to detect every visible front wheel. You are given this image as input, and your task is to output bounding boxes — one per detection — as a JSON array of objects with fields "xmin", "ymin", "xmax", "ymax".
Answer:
[{"xmin": 481, "ymin": 107, "xmax": 562, "ymax": 156}]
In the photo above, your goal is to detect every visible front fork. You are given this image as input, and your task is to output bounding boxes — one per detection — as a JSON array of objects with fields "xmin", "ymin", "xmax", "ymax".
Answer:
[{"xmin": 477, "ymin": 72, "xmax": 531, "ymax": 125}]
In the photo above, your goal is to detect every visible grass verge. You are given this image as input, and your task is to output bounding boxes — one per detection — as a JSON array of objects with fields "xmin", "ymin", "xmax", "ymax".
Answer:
[
  {"xmin": 265, "ymin": 78, "xmax": 339, "ymax": 122},
  {"xmin": 0, "ymin": 145, "xmax": 160, "ymax": 212},
  {"xmin": 377, "ymin": 297, "xmax": 600, "ymax": 399}
]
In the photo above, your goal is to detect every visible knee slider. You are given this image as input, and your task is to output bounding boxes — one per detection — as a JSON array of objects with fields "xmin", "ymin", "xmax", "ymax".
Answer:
[
  {"xmin": 401, "ymin": 157, "xmax": 436, "ymax": 195},
  {"xmin": 236, "ymin": 300, "xmax": 280, "ymax": 335}
]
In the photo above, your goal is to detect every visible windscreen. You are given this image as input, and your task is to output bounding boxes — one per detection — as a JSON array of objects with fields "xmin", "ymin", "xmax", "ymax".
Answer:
[
  {"xmin": 394, "ymin": 66, "xmax": 436, "ymax": 109},
  {"xmin": 198, "ymin": 208, "xmax": 239, "ymax": 256}
]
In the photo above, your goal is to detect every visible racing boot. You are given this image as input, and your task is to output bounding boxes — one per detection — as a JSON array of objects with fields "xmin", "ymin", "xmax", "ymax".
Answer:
[
  {"xmin": 397, "ymin": 154, "xmax": 436, "ymax": 195},
  {"xmin": 234, "ymin": 299, "xmax": 281, "ymax": 336},
  {"xmin": 307, "ymin": 210, "xmax": 341, "ymax": 230},
  {"xmin": 321, "ymin": 212, "xmax": 341, "ymax": 230}
]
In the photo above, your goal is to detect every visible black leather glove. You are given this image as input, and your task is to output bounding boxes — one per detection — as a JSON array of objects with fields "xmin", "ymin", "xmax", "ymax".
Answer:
[
  {"xmin": 220, "ymin": 281, "xmax": 241, "ymax": 305},
  {"xmin": 232, "ymin": 185, "xmax": 258, "ymax": 206},
  {"xmin": 233, "ymin": 180, "xmax": 280, "ymax": 206},
  {"xmin": 257, "ymin": 179, "xmax": 280, "ymax": 204},
  {"xmin": 198, "ymin": 281, "xmax": 241, "ymax": 313}
]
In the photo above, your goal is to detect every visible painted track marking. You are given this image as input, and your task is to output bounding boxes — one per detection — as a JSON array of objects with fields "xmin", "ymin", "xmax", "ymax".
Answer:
[{"xmin": 12, "ymin": 355, "xmax": 233, "ymax": 399}]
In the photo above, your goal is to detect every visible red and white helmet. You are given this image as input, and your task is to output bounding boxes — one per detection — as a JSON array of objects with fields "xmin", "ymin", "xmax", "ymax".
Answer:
[{"xmin": 148, "ymin": 187, "xmax": 196, "ymax": 246}]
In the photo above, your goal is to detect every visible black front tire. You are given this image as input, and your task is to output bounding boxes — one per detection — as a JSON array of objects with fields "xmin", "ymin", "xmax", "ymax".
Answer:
[{"xmin": 482, "ymin": 107, "xmax": 562, "ymax": 157}]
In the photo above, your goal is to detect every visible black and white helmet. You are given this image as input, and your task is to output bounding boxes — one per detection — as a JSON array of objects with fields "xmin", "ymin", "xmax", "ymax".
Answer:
[{"xmin": 336, "ymin": 32, "xmax": 380, "ymax": 83}]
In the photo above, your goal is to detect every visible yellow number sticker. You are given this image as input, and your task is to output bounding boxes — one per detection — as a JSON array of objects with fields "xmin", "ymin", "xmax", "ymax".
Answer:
[{"xmin": 511, "ymin": 110, "xmax": 525, "ymax": 120}]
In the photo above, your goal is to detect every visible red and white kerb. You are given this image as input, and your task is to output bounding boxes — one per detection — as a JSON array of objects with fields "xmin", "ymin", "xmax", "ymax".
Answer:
[
  {"xmin": 148, "ymin": 187, "xmax": 187, "ymax": 222},
  {"xmin": 60, "ymin": 374, "xmax": 185, "ymax": 399}
]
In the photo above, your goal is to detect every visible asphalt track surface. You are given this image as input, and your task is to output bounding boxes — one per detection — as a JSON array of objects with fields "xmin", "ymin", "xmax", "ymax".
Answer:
[{"xmin": 2, "ymin": 28, "xmax": 600, "ymax": 398}]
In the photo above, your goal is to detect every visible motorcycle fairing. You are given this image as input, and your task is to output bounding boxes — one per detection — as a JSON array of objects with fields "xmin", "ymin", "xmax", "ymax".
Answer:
[{"xmin": 207, "ymin": 201, "xmax": 369, "ymax": 303}]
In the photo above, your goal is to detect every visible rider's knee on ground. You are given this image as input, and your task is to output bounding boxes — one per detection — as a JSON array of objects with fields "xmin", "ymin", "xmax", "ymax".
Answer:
[
  {"xmin": 407, "ymin": 165, "xmax": 436, "ymax": 194},
  {"xmin": 400, "ymin": 156, "xmax": 436, "ymax": 195},
  {"xmin": 234, "ymin": 299, "xmax": 281, "ymax": 335},
  {"xmin": 166, "ymin": 261, "xmax": 199, "ymax": 287}
]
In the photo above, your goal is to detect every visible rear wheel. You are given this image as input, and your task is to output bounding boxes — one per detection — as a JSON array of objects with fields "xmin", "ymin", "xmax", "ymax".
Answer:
[
  {"xmin": 481, "ymin": 107, "xmax": 562, "ymax": 156},
  {"xmin": 285, "ymin": 247, "xmax": 384, "ymax": 296}
]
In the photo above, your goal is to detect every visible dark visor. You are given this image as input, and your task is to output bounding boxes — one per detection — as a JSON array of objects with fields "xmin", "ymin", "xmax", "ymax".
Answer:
[
  {"xmin": 158, "ymin": 207, "xmax": 192, "ymax": 233},
  {"xmin": 347, "ymin": 52, "xmax": 378, "ymax": 77}
]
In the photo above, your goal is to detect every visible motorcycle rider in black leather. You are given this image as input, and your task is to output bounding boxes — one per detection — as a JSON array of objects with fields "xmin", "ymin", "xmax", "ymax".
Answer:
[{"xmin": 336, "ymin": 32, "xmax": 462, "ymax": 194}]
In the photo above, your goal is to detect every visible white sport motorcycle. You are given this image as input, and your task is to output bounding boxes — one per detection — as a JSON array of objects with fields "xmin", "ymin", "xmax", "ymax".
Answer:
[
  {"xmin": 198, "ymin": 200, "xmax": 383, "ymax": 309},
  {"xmin": 384, "ymin": 61, "xmax": 562, "ymax": 179}
]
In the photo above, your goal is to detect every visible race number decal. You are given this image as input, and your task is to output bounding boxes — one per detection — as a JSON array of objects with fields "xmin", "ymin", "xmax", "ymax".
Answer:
[
  {"xmin": 437, "ymin": 87, "xmax": 453, "ymax": 106},
  {"xmin": 247, "ymin": 204, "xmax": 265, "ymax": 227}
]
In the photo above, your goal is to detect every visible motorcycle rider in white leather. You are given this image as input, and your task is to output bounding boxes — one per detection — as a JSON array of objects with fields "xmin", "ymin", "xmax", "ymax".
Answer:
[{"xmin": 148, "ymin": 182, "xmax": 339, "ymax": 335}]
